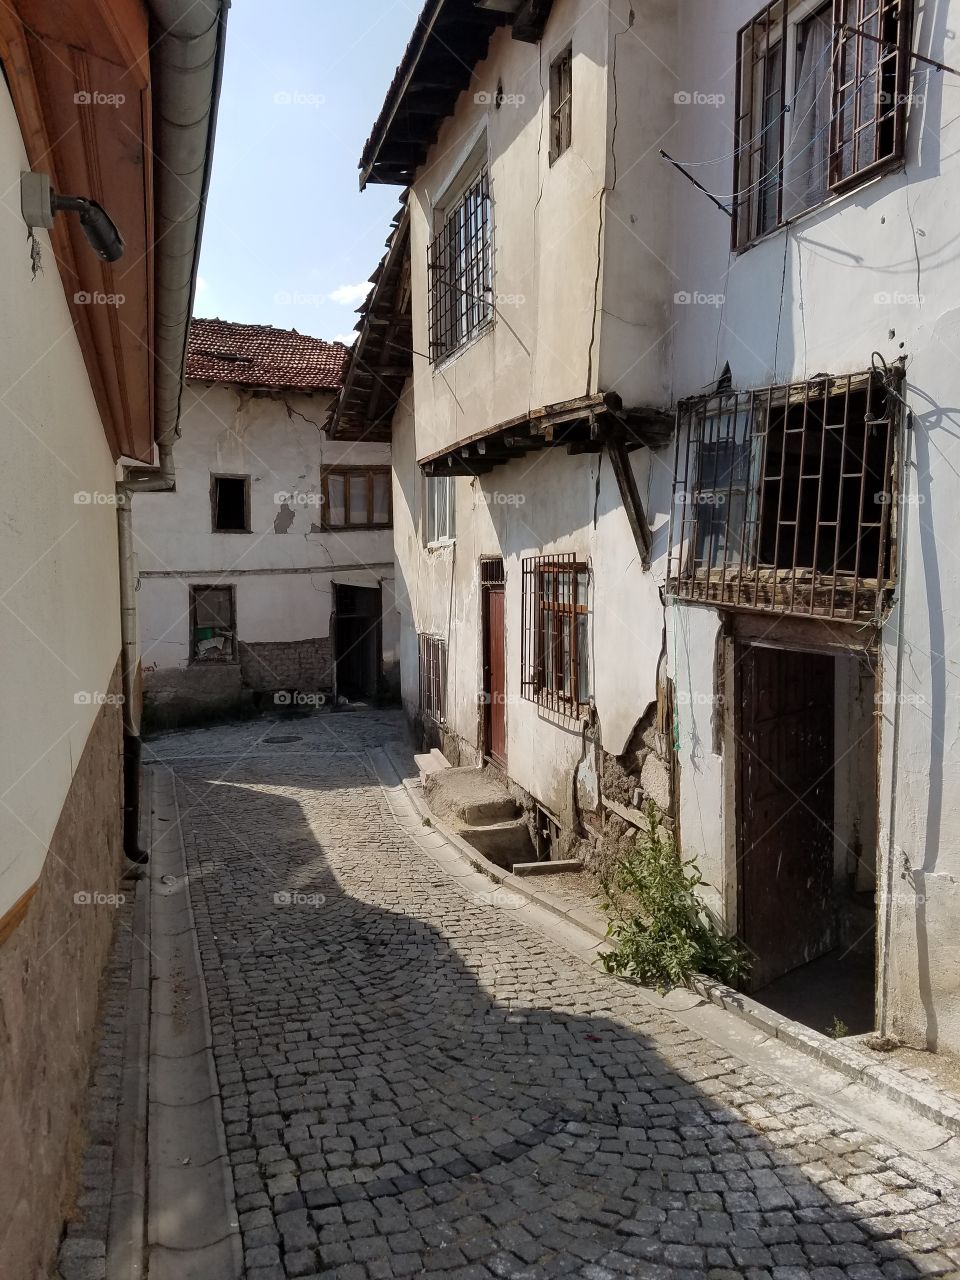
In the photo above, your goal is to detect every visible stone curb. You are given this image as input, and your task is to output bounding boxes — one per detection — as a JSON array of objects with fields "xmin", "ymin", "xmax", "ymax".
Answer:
[
  {"xmin": 377, "ymin": 745, "xmax": 960, "ymax": 1144},
  {"xmin": 106, "ymin": 777, "xmax": 152, "ymax": 1280},
  {"xmin": 145, "ymin": 764, "xmax": 243, "ymax": 1279},
  {"xmin": 690, "ymin": 974, "xmax": 960, "ymax": 1137}
]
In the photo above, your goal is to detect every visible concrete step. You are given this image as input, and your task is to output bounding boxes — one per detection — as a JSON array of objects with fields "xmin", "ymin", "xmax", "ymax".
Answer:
[
  {"xmin": 512, "ymin": 859, "xmax": 584, "ymax": 877},
  {"xmin": 458, "ymin": 818, "xmax": 535, "ymax": 871},
  {"xmin": 462, "ymin": 796, "xmax": 519, "ymax": 825},
  {"xmin": 414, "ymin": 749, "xmax": 452, "ymax": 780}
]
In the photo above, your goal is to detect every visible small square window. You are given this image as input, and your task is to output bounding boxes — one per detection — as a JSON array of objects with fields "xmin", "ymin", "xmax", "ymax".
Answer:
[
  {"xmin": 321, "ymin": 467, "xmax": 392, "ymax": 529},
  {"xmin": 190, "ymin": 585, "xmax": 236, "ymax": 662},
  {"xmin": 550, "ymin": 46, "xmax": 573, "ymax": 163},
  {"xmin": 211, "ymin": 475, "xmax": 250, "ymax": 532}
]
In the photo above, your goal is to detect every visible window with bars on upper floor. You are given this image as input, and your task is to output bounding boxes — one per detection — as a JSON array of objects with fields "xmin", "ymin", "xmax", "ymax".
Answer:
[
  {"xmin": 667, "ymin": 367, "xmax": 903, "ymax": 621},
  {"xmin": 549, "ymin": 45, "xmax": 573, "ymax": 163},
  {"xmin": 428, "ymin": 144, "xmax": 493, "ymax": 362},
  {"xmin": 734, "ymin": 0, "xmax": 913, "ymax": 248}
]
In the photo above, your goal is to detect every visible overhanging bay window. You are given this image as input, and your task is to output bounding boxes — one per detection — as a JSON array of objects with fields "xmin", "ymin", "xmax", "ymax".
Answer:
[
  {"xmin": 668, "ymin": 369, "xmax": 901, "ymax": 621},
  {"xmin": 521, "ymin": 554, "xmax": 591, "ymax": 716},
  {"xmin": 734, "ymin": 0, "xmax": 913, "ymax": 248}
]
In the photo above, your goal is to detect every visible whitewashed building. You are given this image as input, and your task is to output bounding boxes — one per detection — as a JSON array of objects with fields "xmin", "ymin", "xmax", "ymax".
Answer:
[
  {"xmin": 346, "ymin": 0, "xmax": 960, "ymax": 1058},
  {"xmin": 136, "ymin": 318, "xmax": 399, "ymax": 727}
]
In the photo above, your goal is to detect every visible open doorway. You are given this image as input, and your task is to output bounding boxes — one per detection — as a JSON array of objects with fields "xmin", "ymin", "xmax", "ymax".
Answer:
[
  {"xmin": 334, "ymin": 584, "xmax": 381, "ymax": 702},
  {"xmin": 735, "ymin": 638, "xmax": 878, "ymax": 1036}
]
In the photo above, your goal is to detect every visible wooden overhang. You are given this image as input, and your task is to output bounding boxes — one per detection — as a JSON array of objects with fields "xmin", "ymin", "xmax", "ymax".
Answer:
[
  {"xmin": 359, "ymin": 0, "xmax": 555, "ymax": 189},
  {"xmin": 328, "ymin": 205, "xmax": 411, "ymax": 444},
  {"xmin": 0, "ymin": 0, "xmax": 157, "ymax": 462},
  {"xmin": 418, "ymin": 392, "xmax": 674, "ymax": 477}
]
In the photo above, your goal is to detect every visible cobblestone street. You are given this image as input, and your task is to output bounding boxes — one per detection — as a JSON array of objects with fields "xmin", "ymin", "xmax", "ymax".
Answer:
[{"xmin": 65, "ymin": 711, "xmax": 960, "ymax": 1279}]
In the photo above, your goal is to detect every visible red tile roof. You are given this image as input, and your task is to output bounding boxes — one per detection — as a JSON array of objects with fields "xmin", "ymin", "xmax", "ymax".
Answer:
[{"xmin": 186, "ymin": 318, "xmax": 350, "ymax": 392}]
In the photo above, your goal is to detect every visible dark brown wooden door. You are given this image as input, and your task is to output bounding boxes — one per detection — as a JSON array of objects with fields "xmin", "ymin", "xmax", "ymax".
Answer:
[
  {"xmin": 483, "ymin": 585, "xmax": 506, "ymax": 766},
  {"xmin": 737, "ymin": 644, "xmax": 835, "ymax": 989}
]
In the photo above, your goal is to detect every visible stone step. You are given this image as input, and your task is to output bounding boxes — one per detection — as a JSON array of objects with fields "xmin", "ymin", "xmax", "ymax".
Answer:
[
  {"xmin": 461, "ymin": 796, "xmax": 519, "ymax": 825},
  {"xmin": 512, "ymin": 859, "xmax": 584, "ymax": 876},
  {"xmin": 414, "ymin": 749, "xmax": 452, "ymax": 779},
  {"xmin": 458, "ymin": 817, "xmax": 535, "ymax": 871}
]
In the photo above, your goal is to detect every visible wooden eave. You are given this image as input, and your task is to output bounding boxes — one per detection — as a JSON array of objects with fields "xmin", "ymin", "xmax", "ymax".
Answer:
[
  {"xmin": 360, "ymin": 0, "xmax": 515, "ymax": 188},
  {"xmin": 329, "ymin": 205, "xmax": 412, "ymax": 443},
  {"xmin": 0, "ymin": 0, "xmax": 156, "ymax": 461},
  {"xmin": 418, "ymin": 393, "xmax": 673, "ymax": 476}
]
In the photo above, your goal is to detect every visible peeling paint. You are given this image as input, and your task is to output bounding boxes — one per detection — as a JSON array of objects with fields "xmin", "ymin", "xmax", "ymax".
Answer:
[{"xmin": 273, "ymin": 503, "xmax": 295, "ymax": 534}]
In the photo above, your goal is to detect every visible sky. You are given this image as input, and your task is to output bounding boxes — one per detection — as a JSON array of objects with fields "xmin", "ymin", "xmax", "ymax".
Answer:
[{"xmin": 194, "ymin": 2, "xmax": 418, "ymax": 345}]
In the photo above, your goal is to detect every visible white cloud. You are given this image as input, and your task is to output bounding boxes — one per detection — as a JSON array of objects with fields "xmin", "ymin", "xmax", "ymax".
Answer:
[
  {"xmin": 328, "ymin": 282, "xmax": 370, "ymax": 307},
  {"xmin": 333, "ymin": 332, "xmax": 358, "ymax": 346}
]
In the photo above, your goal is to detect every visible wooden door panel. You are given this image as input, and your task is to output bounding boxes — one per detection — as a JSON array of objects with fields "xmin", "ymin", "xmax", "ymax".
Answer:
[
  {"xmin": 738, "ymin": 645, "xmax": 835, "ymax": 988},
  {"xmin": 483, "ymin": 585, "xmax": 506, "ymax": 766}
]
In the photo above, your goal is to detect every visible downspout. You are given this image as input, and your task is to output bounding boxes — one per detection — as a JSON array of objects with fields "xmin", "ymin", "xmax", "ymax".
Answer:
[{"xmin": 116, "ymin": 0, "xmax": 229, "ymax": 860}]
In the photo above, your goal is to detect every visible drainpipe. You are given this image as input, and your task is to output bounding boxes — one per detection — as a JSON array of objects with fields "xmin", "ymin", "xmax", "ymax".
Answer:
[{"xmin": 116, "ymin": 0, "xmax": 229, "ymax": 860}]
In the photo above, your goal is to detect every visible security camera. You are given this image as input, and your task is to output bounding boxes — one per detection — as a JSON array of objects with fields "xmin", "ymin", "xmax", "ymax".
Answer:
[{"xmin": 20, "ymin": 170, "xmax": 124, "ymax": 263}]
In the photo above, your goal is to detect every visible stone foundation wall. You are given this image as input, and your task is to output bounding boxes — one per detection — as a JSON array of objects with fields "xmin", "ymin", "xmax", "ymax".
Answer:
[
  {"xmin": 239, "ymin": 637, "xmax": 333, "ymax": 693},
  {"xmin": 143, "ymin": 661, "xmax": 244, "ymax": 731},
  {"xmin": 0, "ymin": 658, "xmax": 124, "ymax": 1280}
]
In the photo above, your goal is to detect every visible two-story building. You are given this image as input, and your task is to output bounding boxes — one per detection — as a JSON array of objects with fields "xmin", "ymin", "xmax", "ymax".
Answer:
[
  {"xmin": 135, "ymin": 318, "xmax": 399, "ymax": 727},
  {"xmin": 344, "ymin": 0, "xmax": 960, "ymax": 1059}
]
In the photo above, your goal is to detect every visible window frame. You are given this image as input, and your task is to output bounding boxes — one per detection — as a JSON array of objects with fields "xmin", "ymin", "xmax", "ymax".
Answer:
[
  {"xmin": 667, "ymin": 369, "xmax": 902, "ymax": 621},
  {"xmin": 521, "ymin": 554, "xmax": 591, "ymax": 718},
  {"xmin": 210, "ymin": 473, "xmax": 251, "ymax": 534},
  {"xmin": 427, "ymin": 142, "xmax": 494, "ymax": 363},
  {"xmin": 418, "ymin": 633, "xmax": 447, "ymax": 724},
  {"xmin": 732, "ymin": 0, "xmax": 913, "ymax": 250},
  {"xmin": 423, "ymin": 473, "xmax": 456, "ymax": 547},
  {"xmin": 320, "ymin": 466, "xmax": 393, "ymax": 531},
  {"xmin": 549, "ymin": 44, "xmax": 573, "ymax": 164},
  {"xmin": 189, "ymin": 584, "xmax": 238, "ymax": 664}
]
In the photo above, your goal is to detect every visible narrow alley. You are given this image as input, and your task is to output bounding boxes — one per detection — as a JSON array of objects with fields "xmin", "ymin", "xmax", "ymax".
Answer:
[{"xmin": 61, "ymin": 711, "xmax": 960, "ymax": 1280}]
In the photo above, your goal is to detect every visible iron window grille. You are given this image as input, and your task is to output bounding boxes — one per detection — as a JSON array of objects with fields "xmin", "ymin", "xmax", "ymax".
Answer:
[
  {"xmin": 321, "ymin": 467, "xmax": 392, "ymax": 530},
  {"xmin": 733, "ymin": 0, "xmax": 912, "ymax": 248},
  {"xmin": 549, "ymin": 46, "xmax": 573, "ymax": 163},
  {"xmin": 428, "ymin": 167, "xmax": 493, "ymax": 362},
  {"xmin": 667, "ymin": 368, "xmax": 902, "ymax": 622},
  {"xmin": 418, "ymin": 634, "xmax": 447, "ymax": 724},
  {"xmin": 480, "ymin": 556, "xmax": 506, "ymax": 586},
  {"xmin": 424, "ymin": 473, "xmax": 456, "ymax": 545},
  {"xmin": 521, "ymin": 553, "xmax": 591, "ymax": 716}
]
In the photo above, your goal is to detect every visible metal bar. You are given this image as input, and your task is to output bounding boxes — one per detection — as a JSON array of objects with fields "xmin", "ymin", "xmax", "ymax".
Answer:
[
  {"xmin": 841, "ymin": 17, "xmax": 955, "ymax": 75},
  {"xmin": 829, "ymin": 374, "xmax": 853, "ymax": 618},
  {"xmin": 752, "ymin": 387, "xmax": 773, "ymax": 611},
  {"xmin": 659, "ymin": 150, "xmax": 734, "ymax": 217},
  {"xmin": 807, "ymin": 382, "xmax": 831, "ymax": 614},
  {"xmin": 789, "ymin": 379, "xmax": 811, "ymax": 611}
]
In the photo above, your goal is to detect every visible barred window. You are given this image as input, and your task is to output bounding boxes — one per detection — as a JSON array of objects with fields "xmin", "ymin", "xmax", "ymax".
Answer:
[
  {"xmin": 418, "ymin": 634, "xmax": 447, "ymax": 723},
  {"xmin": 667, "ymin": 369, "xmax": 901, "ymax": 621},
  {"xmin": 428, "ymin": 164, "xmax": 493, "ymax": 362},
  {"xmin": 424, "ymin": 474, "xmax": 456, "ymax": 545},
  {"xmin": 549, "ymin": 46, "xmax": 573, "ymax": 163},
  {"xmin": 521, "ymin": 554, "xmax": 591, "ymax": 716},
  {"xmin": 734, "ymin": 0, "xmax": 912, "ymax": 248}
]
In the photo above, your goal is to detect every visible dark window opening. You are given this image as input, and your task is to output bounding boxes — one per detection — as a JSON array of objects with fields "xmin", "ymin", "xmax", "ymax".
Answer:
[
  {"xmin": 212, "ymin": 475, "xmax": 250, "ymax": 532},
  {"xmin": 190, "ymin": 585, "xmax": 236, "ymax": 662},
  {"xmin": 669, "ymin": 369, "xmax": 901, "ymax": 620},
  {"xmin": 550, "ymin": 46, "xmax": 573, "ymax": 163}
]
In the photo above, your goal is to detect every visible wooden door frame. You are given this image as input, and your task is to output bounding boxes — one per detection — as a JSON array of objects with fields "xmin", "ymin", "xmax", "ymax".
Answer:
[{"xmin": 480, "ymin": 560, "xmax": 506, "ymax": 767}]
